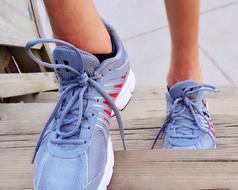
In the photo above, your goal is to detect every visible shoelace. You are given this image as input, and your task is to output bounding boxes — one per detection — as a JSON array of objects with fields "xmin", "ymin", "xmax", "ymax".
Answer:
[
  {"xmin": 25, "ymin": 38, "xmax": 126, "ymax": 163},
  {"xmin": 151, "ymin": 84, "xmax": 217, "ymax": 149}
]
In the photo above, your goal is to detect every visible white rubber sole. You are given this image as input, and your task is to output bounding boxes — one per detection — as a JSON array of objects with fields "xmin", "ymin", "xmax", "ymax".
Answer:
[
  {"xmin": 98, "ymin": 70, "xmax": 135, "ymax": 190},
  {"xmin": 97, "ymin": 137, "xmax": 114, "ymax": 190},
  {"xmin": 115, "ymin": 69, "xmax": 136, "ymax": 111}
]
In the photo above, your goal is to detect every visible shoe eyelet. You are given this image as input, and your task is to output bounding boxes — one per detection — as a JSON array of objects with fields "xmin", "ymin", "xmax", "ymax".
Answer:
[
  {"xmin": 63, "ymin": 60, "xmax": 69, "ymax": 65},
  {"xmin": 109, "ymin": 69, "xmax": 112, "ymax": 72},
  {"xmin": 84, "ymin": 140, "xmax": 87, "ymax": 144},
  {"xmin": 88, "ymin": 127, "xmax": 91, "ymax": 130},
  {"xmin": 92, "ymin": 113, "xmax": 95, "ymax": 117},
  {"xmin": 63, "ymin": 60, "xmax": 70, "ymax": 72}
]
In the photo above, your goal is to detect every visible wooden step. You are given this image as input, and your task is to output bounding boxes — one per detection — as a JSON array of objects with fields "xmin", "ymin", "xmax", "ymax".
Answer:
[
  {"xmin": 1, "ymin": 148, "xmax": 238, "ymax": 190},
  {"xmin": 0, "ymin": 72, "xmax": 58, "ymax": 98},
  {"xmin": 0, "ymin": 86, "xmax": 238, "ymax": 189}
]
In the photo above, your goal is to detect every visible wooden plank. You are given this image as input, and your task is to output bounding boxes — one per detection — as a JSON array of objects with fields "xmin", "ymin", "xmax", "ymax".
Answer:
[
  {"xmin": 30, "ymin": 0, "xmax": 53, "ymax": 39},
  {"xmin": 110, "ymin": 150, "xmax": 238, "ymax": 190},
  {"xmin": 0, "ymin": 147, "xmax": 238, "ymax": 190},
  {"xmin": 0, "ymin": 72, "xmax": 58, "ymax": 98},
  {"xmin": 0, "ymin": 87, "xmax": 238, "ymax": 146},
  {"xmin": 31, "ymin": 0, "xmax": 54, "ymax": 60},
  {"xmin": 0, "ymin": 87, "xmax": 238, "ymax": 150},
  {"xmin": 0, "ymin": 102, "xmax": 237, "ymax": 151},
  {"xmin": 0, "ymin": 119, "xmax": 238, "ymax": 152},
  {"xmin": 0, "ymin": 0, "xmax": 40, "ymax": 48}
]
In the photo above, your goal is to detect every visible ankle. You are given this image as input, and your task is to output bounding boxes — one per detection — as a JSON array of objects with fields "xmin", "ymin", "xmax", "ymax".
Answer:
[
  {"xmin": 54, "ymin": 29, "xmax": 112, "ymax": 54},
  {"xmin": 167, "ymin": 46, "xmax": 203, "ymax": 87},
  {"xmin": 167, "ymin": 63, "xmax": 203, "ymax": 87},
  {"xmin": 167, "ymin": 75, "xmax": 203, "ymax": 88}
]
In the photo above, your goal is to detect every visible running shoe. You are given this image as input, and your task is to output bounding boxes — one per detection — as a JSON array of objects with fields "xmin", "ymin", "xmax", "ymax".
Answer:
[
  {"xmin": 152, "ymin": 80, "xmax": 216, "ymax": 150},
  {"xmin": 26, "ymin": 24, "xmax": 135, "ymax": 190}
]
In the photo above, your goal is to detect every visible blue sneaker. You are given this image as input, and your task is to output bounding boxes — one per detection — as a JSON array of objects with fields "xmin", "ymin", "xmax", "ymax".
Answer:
[
  {"xmin": 26, "ymin": 24, "xmax": 135, "ymax": 190},
  {"xmin": 152, "ymin": 80, "xmax": 217, "ymax": 150}
]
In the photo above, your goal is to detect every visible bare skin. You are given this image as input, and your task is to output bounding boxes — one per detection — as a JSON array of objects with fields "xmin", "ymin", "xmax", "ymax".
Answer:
[
  {"xmin": 44, "ymin": 0, "xmax": 202, "ymax": 86},
  {"xmin": 44, "ymin": 0, "xmax": 112, "ymax": 54},
  {"xmin": 165, "ymin": 0, "xmax": 202, "ymax": 87}
]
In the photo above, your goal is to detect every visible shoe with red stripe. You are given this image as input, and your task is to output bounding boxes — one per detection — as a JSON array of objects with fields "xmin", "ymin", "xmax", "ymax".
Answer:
[{"xmin": 26, "ymin": 23, "xmax": 135, "ymax": 190}]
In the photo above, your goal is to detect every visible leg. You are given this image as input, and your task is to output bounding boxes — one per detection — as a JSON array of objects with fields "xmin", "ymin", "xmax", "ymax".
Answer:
[
  {"xmin": 152, "ymin": 0, "xmax": 216, "ymax": 150},
  {"xmin": 28, "ymin": 1, "xmax": 135, "ymax": 189},
  {"xmin": 165, "ymin": 0, "xmax": 202, "ymax": 87},
  {"xmin": 44, "ymin": 0, "xmax": 112, "ymax": 54}
]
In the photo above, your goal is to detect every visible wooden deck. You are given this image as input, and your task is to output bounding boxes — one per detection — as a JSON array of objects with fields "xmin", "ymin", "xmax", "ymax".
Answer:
[{"xmin": 1, "ymin": 86, "xmax": 238, "ymax": 190}]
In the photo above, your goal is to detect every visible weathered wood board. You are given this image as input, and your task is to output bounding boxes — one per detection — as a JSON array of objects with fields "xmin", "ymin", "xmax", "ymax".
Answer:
[
  {"xmin": 1, "ymin": 147, "xmax": 238, "ymax": 190},
  {"xmin": 0, "ymin": 72, "xmax": 58, "ymax": 98},
  {"xmin": 0, "ymin": 0, "xmax": 40, "ymax": 48},
  {"xmin": 0, "ymin": 46, "xmax": 12, "ymax": 72},
  {"xmin": 0, "ymin": 86, "xmax": 238, "ymax": 189}
]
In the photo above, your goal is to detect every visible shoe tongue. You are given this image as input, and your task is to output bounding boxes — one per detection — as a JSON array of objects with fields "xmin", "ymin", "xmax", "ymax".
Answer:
[
  {"xmin": 52, "ymin": 46, "xmax": 100, "ymax": 137},
  {"xmin": 53, "ymin": 46, "xmax": 100, "ymax": 80},
  {"xmin": 169, "ymin": 80, "xmax": 198, "ymax": 100}
]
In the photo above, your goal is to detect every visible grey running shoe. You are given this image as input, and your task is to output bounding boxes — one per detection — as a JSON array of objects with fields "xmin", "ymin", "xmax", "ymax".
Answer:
[
  {"xmin": 26, "ymin": 24, "xmax": 135, "ymax": 190},
  {"xmin": 152, "ymin": 80, "xmax": 216, "ymax": 150}
]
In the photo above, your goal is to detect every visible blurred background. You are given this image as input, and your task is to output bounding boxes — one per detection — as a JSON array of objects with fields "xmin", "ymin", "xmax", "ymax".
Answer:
[{"xmin": 94, "ymin": 0, "xmax": 238, "ymax": 86}]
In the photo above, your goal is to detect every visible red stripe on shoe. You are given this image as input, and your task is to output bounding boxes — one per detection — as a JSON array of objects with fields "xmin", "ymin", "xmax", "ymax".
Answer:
[
  {"xmin": 108, "ymin": 93, "xmax": 118, "ymax": 98},
  {"xmin": 211, "ymin": 126, "xmax": 216, "ymax": 137},
  {"xmin": 205, "ymin": 120, "xmax": 216, "ymax": 137},
  {"xmin": 103, "ymin": 109, "xmax": 111, "ymax": 117},
  {"xmin": 103, "ymin": 100, "xmax": 110, "ymax": 105},
  {"xmin": 114, "ymin": 84, "xmax": 123, "ymax": 89},
  {"xmin": 104, "ymin": 118, "xmax": 110, "ymax": 126},
  {"xmin": 121, "ymin": 75, "xmax": 127, "ymax": 80}
]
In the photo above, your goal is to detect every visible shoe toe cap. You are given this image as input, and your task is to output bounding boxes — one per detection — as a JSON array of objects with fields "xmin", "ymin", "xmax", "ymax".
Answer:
[
  {"xmin": 199, "ymin": 132, "xmax": 216, "ymax": 149},
  {"xmin": 164, "ymin": 132, "xmax": 216, "ymax": 150},
  {"xmin": 35, "ymin": 155, "xmax": 85, "ymax": 190}
]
